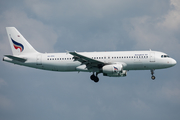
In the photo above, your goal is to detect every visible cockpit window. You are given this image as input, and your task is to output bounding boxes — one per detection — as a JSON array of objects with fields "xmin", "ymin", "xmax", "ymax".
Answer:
[{"xmin": 161, "ymin": 55, "xmax": 170, "ymax": 58}]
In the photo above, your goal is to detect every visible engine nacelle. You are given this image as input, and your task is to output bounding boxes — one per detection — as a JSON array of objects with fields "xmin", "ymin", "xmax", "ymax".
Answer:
[
  {"xmin": 102, "ymin": 64, "xmax": 123, "ymax": 74},
  {"xmin": 103, "ymin": 70, "xmax": 127, "ymax": 77},
  {"xmin": 102, "ymin": 64, "xmax": 127, "ymax": 77}
]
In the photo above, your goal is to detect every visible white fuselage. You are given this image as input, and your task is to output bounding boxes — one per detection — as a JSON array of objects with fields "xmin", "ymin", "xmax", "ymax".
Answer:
[{"xmin": 3, "ymin": 50, "xmax": 176, "ymax": 72}]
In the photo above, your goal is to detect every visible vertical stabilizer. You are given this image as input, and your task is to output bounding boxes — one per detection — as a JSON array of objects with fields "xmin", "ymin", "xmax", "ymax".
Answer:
[{"xmin": 6, "ymin": 27, "xmax": 38, "ymax": 55}]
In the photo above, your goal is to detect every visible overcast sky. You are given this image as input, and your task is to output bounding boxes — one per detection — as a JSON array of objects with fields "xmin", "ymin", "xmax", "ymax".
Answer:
[{"xmin": 0, "ymin": 0, "xmax": 180, "ymax": 120}]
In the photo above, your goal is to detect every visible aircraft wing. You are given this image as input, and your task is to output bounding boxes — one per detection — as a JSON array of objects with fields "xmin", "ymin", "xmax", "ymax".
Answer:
[{"xmin": 68, "ymin": 51, "xmax": 105, "ymax": 69}]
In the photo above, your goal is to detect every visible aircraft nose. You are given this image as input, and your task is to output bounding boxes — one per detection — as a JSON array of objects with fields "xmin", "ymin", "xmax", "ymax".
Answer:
[{"xmin": 171, "ymin": 59, "xmax": 177, "ymax": 66}]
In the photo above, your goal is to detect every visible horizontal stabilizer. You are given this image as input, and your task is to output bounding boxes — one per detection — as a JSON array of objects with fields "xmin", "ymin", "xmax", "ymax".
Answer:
[{"xmin": 4, "ymin": 55, "xmax": 27, "ymax": 62}]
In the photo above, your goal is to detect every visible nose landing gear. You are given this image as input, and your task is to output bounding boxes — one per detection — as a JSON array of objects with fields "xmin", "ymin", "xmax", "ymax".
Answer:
[
  {"xmin": 90, "ymin": 72, "xmax": 99, "ymax": 83},
  {"xmin": 151, "ymin": 70, "xmax": 155, "ymax": 80}
]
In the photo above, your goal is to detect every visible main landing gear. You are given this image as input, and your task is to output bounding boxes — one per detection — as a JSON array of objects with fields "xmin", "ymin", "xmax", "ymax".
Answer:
[
  {"xmin": 151, "ymin": 70, "xmax": 155, "ymax": 80},
  {"xmin": 90, "ymin": 72, "xmax": 99, "ymax": 83}
]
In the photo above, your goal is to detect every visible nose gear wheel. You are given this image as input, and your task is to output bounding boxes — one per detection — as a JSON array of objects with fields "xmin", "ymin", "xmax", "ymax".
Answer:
[{"xmin": 151, "ymin": 70, "xmax": 155, "ymax": 80}]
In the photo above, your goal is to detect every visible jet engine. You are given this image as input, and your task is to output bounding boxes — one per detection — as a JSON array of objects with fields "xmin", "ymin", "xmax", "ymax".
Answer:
[
  {"xmin": 102, "ymin": 64, "xmax": 123, "ymax": 73},
  {"xmin": 102, "ymin": 64, "xmax": 127, "ymax": 77}
]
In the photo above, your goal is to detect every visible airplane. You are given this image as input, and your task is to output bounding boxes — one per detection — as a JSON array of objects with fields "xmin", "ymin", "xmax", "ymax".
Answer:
[{"xmin": 3, "ymin": 27, "xmax": 177, "ymax": 82}]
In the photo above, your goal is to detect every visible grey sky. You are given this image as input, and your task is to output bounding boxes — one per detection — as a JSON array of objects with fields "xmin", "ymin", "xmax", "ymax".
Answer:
[{"xmin": 0, "ymin": 0, "xmax": 180, "ymax": 120}]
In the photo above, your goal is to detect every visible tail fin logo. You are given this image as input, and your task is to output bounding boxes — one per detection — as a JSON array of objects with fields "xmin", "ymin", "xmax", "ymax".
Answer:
[{"xmin": 11, "ymin": 38, "xmax": 24, "ymax": 52}]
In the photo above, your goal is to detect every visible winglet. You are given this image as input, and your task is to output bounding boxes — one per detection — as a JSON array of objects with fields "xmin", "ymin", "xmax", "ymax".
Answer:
[
  {"xmin": 68, "ymin": 51, "xmax": 77, "ymax": 54},
  {"xmin": 66, "ymin": 50, "xmax": 69, "ymax": 54}
]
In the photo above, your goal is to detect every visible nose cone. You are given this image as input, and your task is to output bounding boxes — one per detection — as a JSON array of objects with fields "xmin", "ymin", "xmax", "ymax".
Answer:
[{"xmin": 171, "ymin": 59, "xmax": 177, "ymax": 66}]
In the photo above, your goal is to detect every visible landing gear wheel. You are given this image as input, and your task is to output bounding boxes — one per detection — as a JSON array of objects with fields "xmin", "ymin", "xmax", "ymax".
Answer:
[
  {"xmin": 90, "ymin": 73, "xmax": 99, "ymax": 83},
  {"xmin": 90, "ymin": 74, "xmax": 95, "ymax": 80},
  {"xmin": 150, "ymin": 70, "xmax": 155, "ymax": 80},
  {"xmin": 151, "ymin": 75, "xmax": 155, "ymax": 80},
  {"xmin": 94, "ymin": 77, "xmax": 99, "ymax": 83}
]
